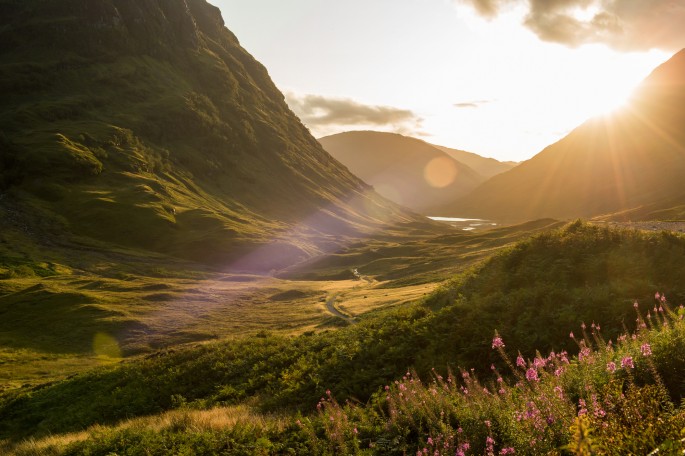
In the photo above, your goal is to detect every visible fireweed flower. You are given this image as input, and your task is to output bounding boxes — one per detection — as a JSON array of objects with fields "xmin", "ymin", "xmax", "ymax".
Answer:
[
  {"xmin": 516, "ymin": 353, "xmax": 526, "ymax": 368},
  {"xmin": 492, "ymin": 335, "xmax": 505, "ymax": 349},
  {"xmin": 526, "ymin": 368, "xmax": 539, "ymax": 382},
  {"xmin": 621, "ymin": 356, "xmax": 634, "ymax": 369},
  {"xmin": 641, "ymin": 343, "xmax": 652, "ymax": 357},
  {"xmin": 554, "ymin": 385, "xmax": 564, "ymax": 399},
  {"xmin": 606, "ymin": 361, "xmax": 616, "ymax": 373}
]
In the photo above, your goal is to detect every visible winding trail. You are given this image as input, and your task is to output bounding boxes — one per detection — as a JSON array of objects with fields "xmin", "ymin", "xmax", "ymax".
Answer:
[
  {"xmin": 325, "ymin": 293, "xmax": 356, "ymax": 323},
  {"xmin": 323, "ymin": 269, "xmax": 378, "ymax": 323}
]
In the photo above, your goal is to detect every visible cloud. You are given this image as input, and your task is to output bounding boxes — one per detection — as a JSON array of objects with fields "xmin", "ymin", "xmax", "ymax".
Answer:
[
  {"xmin": 455, "ymin": 0, "xmax": 685, "ymax": 51},
  {"xmin": 454, "ymin": 99, "xmax": 492, "ymax": 108},
  {"xmin": 286, "ymin": 93, "xmax": 423, "ymax": 136}
]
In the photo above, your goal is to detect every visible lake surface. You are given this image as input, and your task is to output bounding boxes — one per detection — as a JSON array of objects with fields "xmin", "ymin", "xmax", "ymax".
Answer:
[{"xmin": 428, "ymin": 216, "xmax": 497, "ymax": 231}]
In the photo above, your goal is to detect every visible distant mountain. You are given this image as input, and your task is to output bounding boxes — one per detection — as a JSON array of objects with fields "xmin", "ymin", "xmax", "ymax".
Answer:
[
  {"xmin": 0, "ymin": 0, "xmax": 430, "ymax": 271},
  {"xmin": 431, "ymin": 144, "xmax": 516, "ymax": 178},
  {"xmin": 452, "ymin": 49, "xmax": 685, "ymax": 221},
  {"xmin": 318, "ymin": 131, "xmax": 485, "ymax": 215}
]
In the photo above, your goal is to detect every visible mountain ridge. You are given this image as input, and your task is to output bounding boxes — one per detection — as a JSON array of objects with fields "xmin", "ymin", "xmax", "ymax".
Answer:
[
  {"xmin": 0, "ymin": 0, "xmax": 433, "ymax": 271},
  {"xmin": 451, "ymin": 48, "xmax": 685, "ymax": 221},
  {"xmin": 318, "ymin": 130, "xmax": 486, "ymax": 215}
]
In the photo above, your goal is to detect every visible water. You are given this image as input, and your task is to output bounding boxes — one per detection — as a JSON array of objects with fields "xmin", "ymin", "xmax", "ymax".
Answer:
[{"xmin": 427, "ymin": 216, "xmax": 497, "ymax": 231}]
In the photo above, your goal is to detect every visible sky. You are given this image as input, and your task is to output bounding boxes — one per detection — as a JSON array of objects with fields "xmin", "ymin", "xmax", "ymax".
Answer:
[{"xmin": 213, "ymin": 0, "xmax": 684, "ymax": 162}]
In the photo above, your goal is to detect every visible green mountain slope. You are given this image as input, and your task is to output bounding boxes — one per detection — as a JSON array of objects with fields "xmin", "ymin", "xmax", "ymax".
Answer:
[
  {"xmin": 4, "ymin": 222, "xmax": 685, "ymax": 440},
  {"xmin": 0, "ymin": 0, "xmax": 426, "ymax": 271},
  {"xmin": 318, "ymin": 131, "xmax": 485, "ymax": 215},
  {"xmin": 431, "ymin": 143, "xmax": 516, "ymax": 178},
  {"xmin": 453, "ymin": 49, "xmax": 685, "ymax": 221}
]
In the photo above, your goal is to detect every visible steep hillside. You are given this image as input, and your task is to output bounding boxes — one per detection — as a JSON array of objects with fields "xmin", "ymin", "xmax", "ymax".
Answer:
[
  {"xmin": 453, "ymin": 49, "xmax": 685, "ymax": 221},
  {"xmin": 432, "ymin": 143, "xmax": 516, "ymax": 178},
  {"xmin": 4, "ymin": 222, "xmax": 685, "ymax": 441},
  {"xmin": 318, "ymin": 131, "xmax": 485, "ymax": 215},
  {"xmin": 0, "ymin": 0, "xmax": 427, "ymax": 271}
]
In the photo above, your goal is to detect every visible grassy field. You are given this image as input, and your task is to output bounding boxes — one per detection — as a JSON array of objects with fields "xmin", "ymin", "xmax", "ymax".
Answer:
[
  {"xmin": 4, "ymin": 222, "xmax": 685, "ymax": 454},
  {"xmin": 0, "ymin": 216, "xmax": 561, "ymax": 391}
]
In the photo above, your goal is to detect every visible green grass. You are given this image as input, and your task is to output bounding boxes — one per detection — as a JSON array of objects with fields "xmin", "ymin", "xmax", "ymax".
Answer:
[
  {"xmin": 0, "ymin": 0, "xmax": 431, "ymax": 274},
  {"xmin": 0, "ymin": 249, "xmax": 685, "ymax": 455},
  {"xmin": 4, "ymin": 222, "xmax": 685, "ymax": 445}
]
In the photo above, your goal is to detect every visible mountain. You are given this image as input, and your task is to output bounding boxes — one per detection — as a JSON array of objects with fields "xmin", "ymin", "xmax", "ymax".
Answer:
[
  {"xmin": 318, "ymin": 131, "xmax": 485, "ymax": 215},
  {"xmin": 0, "ymin": 0, "xmax": 430, "ymax": 271},
  {"xmin": 431, "ymin": 144, "xmax": 516, "ymax": 178},
  {"xmin": 452, "ymin": 49, "xmax": 685, "ymax": 221}
]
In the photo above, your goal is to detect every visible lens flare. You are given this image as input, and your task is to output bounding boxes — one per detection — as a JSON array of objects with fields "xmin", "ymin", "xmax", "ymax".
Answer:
[{"xmin": 424, "ymin": 156, "xmax": 458, "ymax": 188}]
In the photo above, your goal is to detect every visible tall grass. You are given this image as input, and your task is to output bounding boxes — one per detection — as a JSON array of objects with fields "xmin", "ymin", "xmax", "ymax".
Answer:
[{"xmin": 308, "ymin": 295, "xmax": 685, "ymax": 455}]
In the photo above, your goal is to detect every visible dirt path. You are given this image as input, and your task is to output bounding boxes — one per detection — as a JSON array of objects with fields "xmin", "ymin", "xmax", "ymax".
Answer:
[
  {"xmin": 324, "ymin": 293, "xmax": 355, "ymax": 323},
  {"xmin": 323, "ymin": 269, "xmax": 378, "ymax": 323}
]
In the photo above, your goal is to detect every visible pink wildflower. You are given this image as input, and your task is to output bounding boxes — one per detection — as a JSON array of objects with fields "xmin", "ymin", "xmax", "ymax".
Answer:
[
  {"xmin": 516, "ymin": 353, "xmax": 526, "ymax": 368},
  {"xmin": 500, "ymin": 448, "xmax": 515, "ymax": 455},
  {"xmin": 554, "ymin": 385, "xmax": 564, "ymax": 399},
  {"xmin": 641, "ymin": 343, "xmax": 652, "ymax": 357},
  {"xmin": 578, "ymin": 398, "xmax": 587, "ymax": 416},
  {"xmin": 621, "ymin": 356, "xmax": 634, "ymax": 369},
  {"xmin": 570, "ymin": 331, "xmax": 575, "ymax": 339},
  {"xmin": 606, "ymin": 361, "xmax": 616, "ymax": 373},
  {"xmin": 427, "ymin": 437, "xmax": 433, "ymax": 446},
  {"xmin": 492, "ymin": 336, "xmax": 505, "ymax": 349},
  {"xmin": 634, "ymin": 300, "xmax": 639, "ymax": 309},
  {"xmin": 655, "ymin": 292, "xmax": 661, "ymax": 300},
  {"xmin": 525, "ymin": 368, "xmax": 539, "ymax": 382}
]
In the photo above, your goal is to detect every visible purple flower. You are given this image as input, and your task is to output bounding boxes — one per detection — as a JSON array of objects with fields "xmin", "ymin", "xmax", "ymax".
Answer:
[
  {"xmin": 606, "ymin": 361, "xmax": 616, "ymax": 373},
  {"xmin": 554, "ymin": 385, "xmax": 564, "ymax": 399},
  {"xmin": 641, "ymin": 343, "xmax": 652, "ymax": 357},
  {"xmin": 492, "ymin": 336, "xmax": 505, "ymax": 349},
  {"xmin": 516, "ymin": 353, "xmax": 526, "ymax": 368},
  {"xmin": 525, "ymin": 368, "xmax": 539, "ymax": 382},
  {"xmin": 500, "ymin": 448, "xmax": 515, "ymax": 455},
  {"xmin": 621, "ymin": 356, "xmax": 634, "ymax": 369}
]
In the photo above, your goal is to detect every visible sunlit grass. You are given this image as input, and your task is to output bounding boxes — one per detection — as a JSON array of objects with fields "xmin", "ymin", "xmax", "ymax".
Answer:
[{"xmin": 2, "ymin": 405, "xmax": 286, "ymax": 455}]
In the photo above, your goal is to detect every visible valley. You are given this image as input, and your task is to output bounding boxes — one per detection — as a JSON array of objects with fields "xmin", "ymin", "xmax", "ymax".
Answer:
[{"xmin": 2, "ymin": 0, "xmax": 685, "ymax": 454}]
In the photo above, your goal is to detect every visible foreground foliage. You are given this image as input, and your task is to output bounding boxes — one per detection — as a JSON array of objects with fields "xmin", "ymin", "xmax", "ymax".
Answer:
[
  {"xmin": 4, "ymin": 294, "xmax": 685, "ymax": 455},
  {"xmin": 3, "ymin": 222, "xmax": 685, "ymax": 453}
]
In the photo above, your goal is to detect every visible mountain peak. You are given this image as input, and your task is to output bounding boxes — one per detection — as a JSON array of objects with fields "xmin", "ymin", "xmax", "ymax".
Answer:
[{"xmin": 0, "ymin": 0, "xmax": 425, "ymax": 271}]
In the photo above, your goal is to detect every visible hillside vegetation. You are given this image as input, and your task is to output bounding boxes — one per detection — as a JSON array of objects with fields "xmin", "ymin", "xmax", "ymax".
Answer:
[
  {"xmin": 3, "ymin": 222, "xmax": 685, "ymax": 454},
  {"xmin": 0, "ymin": 0, "xmax": 424, "ymax": 272}
]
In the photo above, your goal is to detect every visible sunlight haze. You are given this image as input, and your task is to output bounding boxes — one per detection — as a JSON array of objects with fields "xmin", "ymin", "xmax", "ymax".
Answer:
[{"xmin": 215, "ymin": 0, "xmax": 674, "ymax": 162}]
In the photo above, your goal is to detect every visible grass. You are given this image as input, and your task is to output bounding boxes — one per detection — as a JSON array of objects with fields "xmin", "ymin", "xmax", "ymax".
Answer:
[
  {"xmin": 4, "ymin": 222, "xmax": 685, "ymax": 448},
  {"xmin": 0, "ymin": 192, "xmax": 559, "ymax": 391},
  {"xmin": 4, "ymin": 281, "xmax": 685, "ymax": 454}
]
